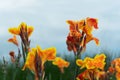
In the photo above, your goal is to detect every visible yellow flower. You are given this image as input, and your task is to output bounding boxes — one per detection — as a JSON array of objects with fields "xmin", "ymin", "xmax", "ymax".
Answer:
[
  {"xmin": 8, "ymin": 22, "xmax": 34, "ymax": 37},
  {"xmin": 52, "ymin": 57, "xmax": 69, "ymax": 73},
  {"xmin": 22, "ymin": 48, "xmax": 36, "ymax": 72},
  {"xmin": 8, "ymin": 35, "xmax": 18, "ymax": 46}
]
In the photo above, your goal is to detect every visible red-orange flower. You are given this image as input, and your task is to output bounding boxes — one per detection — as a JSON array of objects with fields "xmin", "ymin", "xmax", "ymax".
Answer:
[{"xmin": 66, "ymin": 17, "xmax": 99, "ymax": 54}]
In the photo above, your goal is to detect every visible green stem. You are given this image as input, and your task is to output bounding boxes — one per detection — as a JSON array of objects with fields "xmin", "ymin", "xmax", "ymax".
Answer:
[
  {"xmin": 49, "ymin": 73, "xmax": 51, "ymax": 80},
  {"xmin": 21, "ymin": 42, "xmax": 26, "ymax": 63},
  {"xmin": 60, "ymin": 73, "xmax": 63, "ymax": 80},
  {"xmin": 74, "ymin": 55, "xmax": 79, "ymax": 80},
  {"xmin": 74, "ymin": 48, "xmax": 82, "ymax": 80}
]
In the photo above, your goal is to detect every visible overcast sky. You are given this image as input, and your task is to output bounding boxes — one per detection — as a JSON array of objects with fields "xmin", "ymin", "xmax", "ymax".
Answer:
[{"xmin": 0, "ymin": 0, "xmax": 120, "ymax": 58}]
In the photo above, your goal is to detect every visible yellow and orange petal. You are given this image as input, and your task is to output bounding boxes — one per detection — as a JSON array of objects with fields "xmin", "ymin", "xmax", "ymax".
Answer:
[
  {"xmin": 52, "ymin": 57, "xmax": 69, "ymax": 71},
  {"xmin": 8, "ymin": 22, "xmax": 34, "ymax": 37},
  {"xmin": 115, "ymin": 65, "xmax": 120, "ymax": 73},
  {"xmin": 8, "ymin": 35, "xmax": 19, "ymax": 46},
  {"xmin": 8, "ymin": 27, "xmax": 20, "ymax": 35},
  {"xmin": 22, "ymin": 51, "xmax": 36, "ymax": 72},
  {"xmin": 36, "ymin": 46, "xmax": 56, "ymax": 65},
  {"xmin": 85, "ymin": 59, "xmax": 95, "ymax": 69},
  {"xmin": 76, "ymin": 59, "xmax": 84, "ymax": 67},
  {"xmin": 27, "ymin": 26, "xmax": 34, "ymax": 37},
  {"xmin": 94, "ymin": 54, "xmax": 106, "ymax": 62},
  {"xmin": 85, "ymin": 35, "xmax": 100, "ymax": 46},
  {"xmin": 108, "ymin": 67, "xmax": 115, "ymax": 74},
  {"xmin": 66, "ymin": 20, "xmax": 76, "ymax": 31},
  {"xmin": 78, "ymin": 19, "xmax": 85, "ymax": 30},
  {"xmin": 94, "ymin": 60, "xmax": 105, "ymax": 70},
  {"xmin": 83, "ymin": 25, "xmax": 93, "ymax": 36},
  {"xmin": 93, "ymin": 37, "xmax": 99, "ymax": 45},
  {"xmin": 42, "ymin": 47, "xmax": 56, "ymax": 61},
  {"xmin": 116, "ymin": 72, "xmax": 120, "ymax": 80}
]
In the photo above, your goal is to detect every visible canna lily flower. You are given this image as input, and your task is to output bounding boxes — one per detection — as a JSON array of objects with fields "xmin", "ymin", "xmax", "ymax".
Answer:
[
  {"xmin": 52, "ymin": 57, "xmax": 69, "ymax": 73},
  {"xmin": 76, "ymin": 54, "xmax": 106, "ymax": 70},
  {"xmin": 76, "ymin": 57, "xmax": 95, "ymax": 69},
  {"xmin": 23, "ymin": 46, "xmax": 56, "ymax": 72},
  {"xmin": 111, "ymin": 58, "xmax": 120, "ymax": 73},
  {"xmin": 8, "ymin": 35, "xmax": 19, "ymax": 46},
  {"xmin": 66, "ymin": 17, "xmax": 99, "ymax": 55},
  {"xmin": 109, "ymin": 58, "xmax": 120, "ymax": 80},
  {"xmin": 8, "ymin": 22, "xmax": 34, "ymax": 37},
  {"xmin": 76, "ymin": 70, "xmax": 92, "ymax": 80},
  {"xmin": 36, "ymin": 46, "xmax": 56, "ymax": 67}
]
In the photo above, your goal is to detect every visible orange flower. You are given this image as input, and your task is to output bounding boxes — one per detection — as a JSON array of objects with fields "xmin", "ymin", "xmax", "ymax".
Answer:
[
  {"xmin": 52, "ymin": 57, "xmax": 69, "ymax": 73},
  {"xmin": 8, "ymin": 35, "xmax": 18, "ymax": 46},
  {"xmin": 8, "ymin": 22, "xmax": 34, "ymax": 37},
  {"xmin": 111, "ymin": 58, "xmax": 120, "ymax": 73},
  {"xmin": 66, "ymin": 17, "xmax": 99, "ymax": 54},
  {"xmin": 76, "ymin": 54, "xmax": 106, "ymax": 70}
]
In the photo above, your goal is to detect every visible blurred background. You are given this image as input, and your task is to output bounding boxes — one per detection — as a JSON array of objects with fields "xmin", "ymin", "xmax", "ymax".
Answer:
[{"xmin": 0, "ymin": 0, "xmax": 120, "ymax": 59}]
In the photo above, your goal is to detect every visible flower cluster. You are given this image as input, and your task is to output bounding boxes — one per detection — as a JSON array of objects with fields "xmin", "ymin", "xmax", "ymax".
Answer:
[
  {"xmin": 66, "ymin": 17, "xmax": 99, "ymax": 55},
  {"xmin": 108, "ymin": 58, "xmax": 120, "ymax": 80},
  {"xmin": 76, "ymin": 54, "xmax": 106, "ymax": 80},
  {"xmin": 7, "ymin": 22, "xmax": 71, "ymax": 80}
]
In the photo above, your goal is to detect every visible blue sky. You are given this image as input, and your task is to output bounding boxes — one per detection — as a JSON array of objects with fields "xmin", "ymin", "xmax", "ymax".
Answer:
[{"xmin": 0, "ymin": 0, "xmax": 120, "ymax": 58}]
